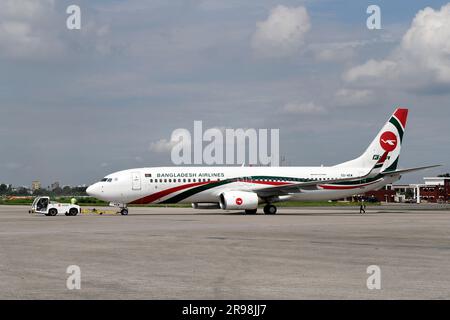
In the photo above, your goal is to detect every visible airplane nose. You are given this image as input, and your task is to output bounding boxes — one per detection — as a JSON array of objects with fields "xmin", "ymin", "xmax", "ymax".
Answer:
[{"xmin": 86, "ymin": 183, "xmax": 99, "ymax": 197}]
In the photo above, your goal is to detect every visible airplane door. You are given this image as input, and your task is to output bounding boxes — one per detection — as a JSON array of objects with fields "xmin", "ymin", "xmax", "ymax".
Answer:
[{"xmin": 131, "ymin": 172, "xmax": 141, "ymax": 190}]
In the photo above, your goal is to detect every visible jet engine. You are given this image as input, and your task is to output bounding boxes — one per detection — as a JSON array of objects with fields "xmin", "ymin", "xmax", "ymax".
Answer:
[{"xmin": 219, "ymin": 191, "xmax": 259, "ymax": 210}]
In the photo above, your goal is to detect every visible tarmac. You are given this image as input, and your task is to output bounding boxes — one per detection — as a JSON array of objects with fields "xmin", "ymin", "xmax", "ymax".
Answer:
[{"xmin": 0, "ymin": 204, "xmax": 449, "ymax": 299}]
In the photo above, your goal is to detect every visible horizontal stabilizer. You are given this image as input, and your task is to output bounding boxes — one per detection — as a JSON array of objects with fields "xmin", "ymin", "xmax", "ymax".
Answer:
[{"xmin": 381, "ymin": 165, "xmax": 441, "ymax": 176}]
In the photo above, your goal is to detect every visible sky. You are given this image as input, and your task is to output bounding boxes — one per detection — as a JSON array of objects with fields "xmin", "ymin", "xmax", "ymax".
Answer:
[{"xmin": 0, "ymin": 0, "xmax": 449, "ymax": 187}]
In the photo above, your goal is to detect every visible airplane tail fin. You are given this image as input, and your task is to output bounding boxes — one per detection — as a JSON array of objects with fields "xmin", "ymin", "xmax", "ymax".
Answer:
[{"xmin": 334, "ymin": 108, "xmax": 408, "ymax": 173}]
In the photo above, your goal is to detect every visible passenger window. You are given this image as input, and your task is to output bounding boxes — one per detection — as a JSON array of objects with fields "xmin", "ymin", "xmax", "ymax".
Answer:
[
  {"xmin": 169, "ymin": 179, "xmax": 172, "ymax": 183},
  {"xmin": 183, "ymin": 179, "xmax": 186, "ymax": 183}
]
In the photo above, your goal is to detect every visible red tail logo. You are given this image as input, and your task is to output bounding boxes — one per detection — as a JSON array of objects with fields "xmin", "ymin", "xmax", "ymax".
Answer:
[{"xmin": 380, "ymin": 131, "xmax": 397, "ymax": 152}]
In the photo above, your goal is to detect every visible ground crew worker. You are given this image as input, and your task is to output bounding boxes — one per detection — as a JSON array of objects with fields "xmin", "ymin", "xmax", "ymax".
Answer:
[{"xmin": 359, "ymin": 199, "xmax": 366, "ymax": 214}]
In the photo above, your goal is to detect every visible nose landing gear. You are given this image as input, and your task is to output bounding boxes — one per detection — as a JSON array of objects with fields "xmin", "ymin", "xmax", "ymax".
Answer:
[{"xmin": 120, "ymin": 208, "xmax": 129, "ymax": 215}]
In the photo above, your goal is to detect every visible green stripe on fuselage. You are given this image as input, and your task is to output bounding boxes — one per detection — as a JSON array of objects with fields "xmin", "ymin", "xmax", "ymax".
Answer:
[
  {"xmin": 329, "ymin": 174, "xmax": 384, "ymax": 186},
  {"xmin": 160, "ymin": 173, "xmax": 387, "ymax": 204},
  {"xmin": 160, "ymin": 179, "xmax": 233, "ymax": 204}
]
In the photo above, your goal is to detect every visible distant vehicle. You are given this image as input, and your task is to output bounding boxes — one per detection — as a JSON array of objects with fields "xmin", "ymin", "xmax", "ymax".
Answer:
[
  {"xmin": 404, "ymin": 199, "xmax": 416, "ymax": 203},
  {"xmin": 29, "ymin": 196, "xmax": 80, "ymax": 216},
  {"xmin": 362, "ymin": 196, "xmax": 379, "ymax": 203},
  {"xmin": 86, "ymin": 108, "xmax": 439, "ymax": 215}
]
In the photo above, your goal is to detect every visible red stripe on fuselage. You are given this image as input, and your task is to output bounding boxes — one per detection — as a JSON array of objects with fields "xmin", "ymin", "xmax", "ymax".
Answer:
[
  {"xmin": 129, "ymin": 179, "xmax": 292, "ymax": 204},
  {"xmin": 244, "ymin": 180, "xmax": 292, "ymax": 186},
  {"xmin": 130, "ymin": 181, "xmax": 210, "ymax": 204}
]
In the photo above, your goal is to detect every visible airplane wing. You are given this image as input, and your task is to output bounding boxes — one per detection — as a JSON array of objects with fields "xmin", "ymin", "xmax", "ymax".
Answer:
[
  {"xmin": 254, "ymin": 175, "xmax": 371, "ymax": 198},
  {"xmin": 380, "ymin": 164, "xmax": 441, "ymax": 176},
  {"xmin": 253, "ymin": 164, "xmax": 441, "ymax": 198}
]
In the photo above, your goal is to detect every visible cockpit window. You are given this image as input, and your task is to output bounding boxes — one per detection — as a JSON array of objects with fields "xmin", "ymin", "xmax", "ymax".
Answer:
[
  {"xmin": 107, "ymin": 178, "xmax": 112, "ymax": 182},
  {"xmin": 101, "ymin": 178, "xmax": 108, "ymax": 182}
]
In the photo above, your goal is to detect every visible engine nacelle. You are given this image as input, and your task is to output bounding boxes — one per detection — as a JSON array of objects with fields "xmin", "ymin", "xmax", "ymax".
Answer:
[{"xmin": 219, "ymin": 191, "xmax": 259, "ymax": 210}]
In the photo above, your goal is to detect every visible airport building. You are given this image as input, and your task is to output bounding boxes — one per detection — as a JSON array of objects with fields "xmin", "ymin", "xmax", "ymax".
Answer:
[
  {"xmin": 31, "ymin": 180, "xmax": 41, "ymax": 192},
  {"xmin": 418, "ymin": 177, "xmax": 450, "ymax": 203},
  {"xmin": 363, "ymin": 176, "xmax": 450, "ymax": 203},
  {"xmin": 50, "ymin": 181, "xmax": 60, "ymax": 190},
  {"xmin": 363, "ymin": 186, "xmax": 396, "ymax": 203}
]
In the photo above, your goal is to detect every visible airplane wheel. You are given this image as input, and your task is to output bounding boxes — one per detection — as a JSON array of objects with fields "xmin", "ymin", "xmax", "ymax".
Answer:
[
  {"xmin": 263, "ymin": 205, "xmax": 277, "ymax": 215},
  {"xmin": 47, "ymin": 208, "xmax": 58, "ymax": 216},
  {"xmin": 121, "ymin": 208, "xmax": 129, "ymax": 215},
  {"xmin": 69, "ymin": 208, "xmax": 78, "ymax": 216},
  {"xmin": 245, "ymin": 209, "xmax": 257, "ymax": 215}
]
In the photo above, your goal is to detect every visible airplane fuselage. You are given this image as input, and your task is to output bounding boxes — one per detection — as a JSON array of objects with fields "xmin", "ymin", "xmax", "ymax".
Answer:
[{"xmin": 86, "ymin": 166, "xmax": 399, "ymax": 205}]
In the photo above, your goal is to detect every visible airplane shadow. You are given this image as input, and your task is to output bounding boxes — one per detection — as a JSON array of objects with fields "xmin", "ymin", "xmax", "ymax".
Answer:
[{"xmin": 125, "ymin": 211, "xmax": 381, "ymax": 217}]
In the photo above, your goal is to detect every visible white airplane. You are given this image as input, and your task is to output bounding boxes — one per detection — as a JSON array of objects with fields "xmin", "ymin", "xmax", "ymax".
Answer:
[{"xmin": 86, "ymin": 108, "xmax": 439, "ymax": 215}]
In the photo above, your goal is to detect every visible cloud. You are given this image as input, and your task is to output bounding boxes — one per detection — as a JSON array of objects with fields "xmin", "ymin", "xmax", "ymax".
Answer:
[
  {"xmin": 1, "ymin": 162, "xmax": 24, "ymax": 170},
  {"xmin": 310, "ymin": 36, "xmax": 396, "ymax": 63},
  {"xmin": 149, "ymin": 139, "xmax": 176, "ymax": 153},
  {"xmin": 282, "ymin": 101, "xmax": 326, "ymax": 115},
  {"xmin": 334, "ymin": 89, "xmax": 374, "ymax": 107},
  {"xmin": 344, "ymin": 59, "xmax": 398, "ymax": 82},
  {"xmin": 0, "ymin": 0, "xmax": 63, "ymax": 58},
  {"xmin": 315, "ymin": 46, "xmax": 355, "ymax": 62},
  {"xmin": 251, "ymin": 5, "xmax": 310, "ymax": 58},
  {"xmin": 0, "ymin": 0, "xmax": 114, "ymax": 60},
  {"xmin": 343, "ymin": 4, "xmax": 450, "ymax": 92}
]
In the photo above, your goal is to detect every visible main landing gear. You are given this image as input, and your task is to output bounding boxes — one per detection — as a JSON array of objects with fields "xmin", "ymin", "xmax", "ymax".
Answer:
[
  {"xmin": 120, "ymin": 207, "xmax": 129, "ymax": 215},
  {"xmin": 263, "ymin": 204, "xmax": 277, "ymax": 215},
  {"xmin": 244, "ymin": 205, "xmax": 278, "ymax": 215}
]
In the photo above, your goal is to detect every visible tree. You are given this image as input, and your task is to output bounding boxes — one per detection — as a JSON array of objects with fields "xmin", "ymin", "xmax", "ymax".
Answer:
[
  {"xmin": 437, "ymin": 173, "xmax": 450, "ymax": 177},
  {"xmin": 14, "ymin": 187, "xmax": 30, "ymax": 196},
  {"xmin": 62, "ymin": 186, "xmax": 72, "ymax": 196},
  {"xmin": 52, "ymin": 187, "xmax": 63, "ymax": 196},
  {"xmin": 0, "ymin": 184, "xmax": 8, "ymax": 195},
  {"xmin": 33, "ymin": 189, "xmax": 50, "ymax": 196},
  {"xmin": 405, "ymin": 188, "xmax": 415, "ymax": 199}
]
